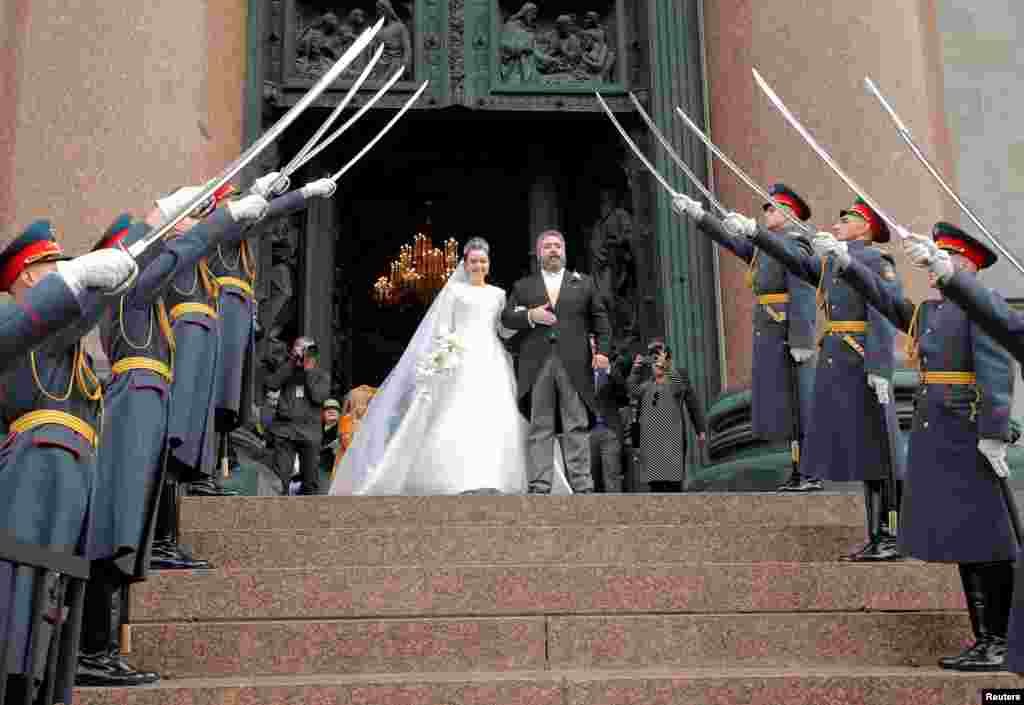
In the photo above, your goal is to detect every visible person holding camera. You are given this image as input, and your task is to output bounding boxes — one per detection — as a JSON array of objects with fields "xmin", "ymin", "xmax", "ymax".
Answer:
[
  {"xmin": 265, "ymin": 336, "xmax": 331, "ymax": 495},
  {"xmin": 628, "ymin": 339, "xmax": 707, "ymax": 493}
]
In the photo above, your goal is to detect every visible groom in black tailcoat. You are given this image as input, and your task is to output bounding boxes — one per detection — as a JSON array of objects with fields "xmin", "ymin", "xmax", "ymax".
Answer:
[{"xmin": 502, "ymin": 230, "xmax": 612, "ymax": 493}]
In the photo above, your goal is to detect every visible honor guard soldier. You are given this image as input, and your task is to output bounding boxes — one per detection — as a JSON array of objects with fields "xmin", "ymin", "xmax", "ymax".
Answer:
[
  {"xmin": 683, "ymin": 195, "xmax": 906, "ymax": 561},
  {"xmin": 900, "ymin": 230, "xmax": 1020, "ymax": 672},
  {"xmin": 209, "ymin": 175, "xmax": 336, "ymax": 464},
  {"xmin": 672, "ymin": 184, "xmax": 819, "ymax": 491},
  {"xmin": 162, "ymin": 186, "xmax": 242, "ymax": 499},
  {"xmin": 0, "ymin": 221, "xmax": 136, "ymax": 704},
  {"xmin": 0, "ymin": 248, "xmax": 141, "ymax": 371},
  {"xmin": 76, "ymin": 192, "xmax": 269, "ymax": 687}
]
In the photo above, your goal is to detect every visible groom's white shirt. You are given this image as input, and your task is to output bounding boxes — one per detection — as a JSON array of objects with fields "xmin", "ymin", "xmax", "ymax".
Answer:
[{"xmin": 542, "ymin": 267, "xmax": 565, "ymax": 305}]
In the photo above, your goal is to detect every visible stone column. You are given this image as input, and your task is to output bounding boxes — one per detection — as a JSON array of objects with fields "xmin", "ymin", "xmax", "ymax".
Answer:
[
  {"xmin": 301, "ymin": 195, "xmax": 337, "ymax": 376},
  {"xmin": 646, "ymin": 0, "xmax": 721, "ymax": 461}
]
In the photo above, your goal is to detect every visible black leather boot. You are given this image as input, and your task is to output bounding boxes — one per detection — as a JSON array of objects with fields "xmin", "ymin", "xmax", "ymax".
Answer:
[
  {"xmin": 845, "ymin": 481, "xmax": 903, "ymax": 561},
  {"xmin": 940, "ymin": 562, "xmax": 1004, "ymax": 670},
  {"xmin": 777, "ymin": 467, "xmax": 802, "ymax": 492},
  {"xmin": 949, "ymin": 561, "xmax": 1012, "ymax": 671},
  {"xmin": 150, "ymin": 476, "xmax": 211, "ymax": 570},
  {"xmin": 76, "ymin": 574, "xmax": 159, "ymax": 687},
  {"xmin": 862, "ymin": 479, "xmax": 902, "ymax": 561},
  {"xmin": 188, "ymin": 474, "xmax": 239, "ymax": 496},
  {"xmin": 842, "ymin": 482, "xmax": 878, "ymax": 561}
]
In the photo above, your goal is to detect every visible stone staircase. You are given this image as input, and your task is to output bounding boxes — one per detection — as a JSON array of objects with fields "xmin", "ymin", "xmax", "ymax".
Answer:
[{"xmin": 73, "ymin": 495, "xmax": 1018, "ymax": 704}]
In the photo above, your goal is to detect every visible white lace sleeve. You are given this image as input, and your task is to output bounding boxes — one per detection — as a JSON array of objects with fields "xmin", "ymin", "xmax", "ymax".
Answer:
[
  {"xmin": 495, "ymin": 287, "xmax": 517, "ymax": 340},
  {"xmin": 436, "ymin": 282, "xmax": 458, "ymax": 335}
]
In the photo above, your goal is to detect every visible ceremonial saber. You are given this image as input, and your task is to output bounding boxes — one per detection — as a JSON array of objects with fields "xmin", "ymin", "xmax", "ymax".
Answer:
[
  {"xmin": 595, "ymin": 92, "xmax": 680, "ymax": 198},
  {"xmin": 785, "ymin": 343, "xmax": 804, "ymax": 486},
  {"xmin": 864, "ymin": 76, "xmax": 1024, "ymax": 277},
  {"xmin": 998, "ymin": 476, "xmax": 1023, "ymax": 547},
  {"xmin": 672, "ymin": 105, "xmax": 813, "ymax": 235},
  {"xmin": 293, "ymin": 65, "xmax": 408, "ymax": 173},
  {"xmin": 127, "ymin": 15, "xmax": 386, "ymax": 259},
  {"xmin": 626, "ymin": 92, "xmax": 728, "ymax": 216},
  {"xmin": 330, "ymin": 80, "xmax": 430, "ymax": 183},
  {"xmin": 275, "ymin": 43, "xmax": 386, "ymax": 188},
  {"xmin": 751, "ymin": 67, "xmax": 904, "ymax": 238}
]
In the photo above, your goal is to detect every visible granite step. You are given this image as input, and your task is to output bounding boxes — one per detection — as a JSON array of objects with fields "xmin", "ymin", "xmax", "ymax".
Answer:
[
  {"xmin": 129, "ymin": 562, "xmax": 964, "ymax": 622},
  {"xmin": 179, "ymin": 493, "xmax": 865, "ymax": 532},
  {"xmin": 71, "ymin": 667, "xmax": 1019, "ymax": 705},
  {"xmin": 179, "ymin": 523, "xmax": 869, "ymax": 569},
  {"xmin": 125, "ymin": 612, "xmax": 971, "ymax": 679}
]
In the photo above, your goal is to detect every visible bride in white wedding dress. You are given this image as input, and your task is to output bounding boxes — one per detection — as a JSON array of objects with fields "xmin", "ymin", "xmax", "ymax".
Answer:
[{"xmin": 330, "ymin": 237, "xmax": 570, "ymax": 495}]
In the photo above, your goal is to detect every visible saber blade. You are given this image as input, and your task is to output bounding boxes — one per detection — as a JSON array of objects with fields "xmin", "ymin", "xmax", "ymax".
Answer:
[
  {"xmin": 279, "ymin": 43, "xmax": 386, "ymax": 183},
  {"xmin": 330, "ymin": 80, "xmax": 430, "ymax": 183},
  {"xmin": 751, "ymin": 67, "xmax": 904, "ymax": 237},
  {"xmin": 128, "ymin": 15, "xmax": 386, "ymax": 258},
  {"xmin": 865, "ymin": 76, "xmax": 1024, "ymax": 277},
  {"xmin": 294, "ymin": 65, "xmax": 407, "ymax": 173},
  {"xmin": 595, "ymin": 91, "xmax": 679, "ymax": 198},
  {"xmin": 627, "ymin": 92, "xmax": 726, "ymax": 215},
  {"xmin": 673, "ymin": 104, "xmax": 812, "ymax": 234}
]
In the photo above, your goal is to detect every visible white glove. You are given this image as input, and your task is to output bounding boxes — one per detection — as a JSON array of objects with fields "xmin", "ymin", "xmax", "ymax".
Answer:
[
  {"xmin": 867, "ymin": 374, "xmax": 891, "ymax": 405},
  {"xmin": 789, "ymin": 347, "xmax": 815, "ymax": 364},
  {"xmin": 226, "ymin": 194, "xmax": 270, "ymax": 223},
  {"xmin": 250, "ymin": 172, "xmax": 289, "ymax": 198},
  {"xmin": 155, "ymin": 186, "xmax": 204, "ymax": 220},
  {"xmin": 300, "ymin": 178, "xmax": 337, "ymax": 200},
  {"xmin": 722, "ymin": 211, "xmax": 757, "ymax": 239},
  {"xmin": 902, "ymin": 232, "xmax": 937, "ymax": 266},
  {"xmin": 904, "ymin": 234, "xmax": 955, "ymax": 282},
  {"xmin": 978, "ymin": 438, "xmax": 1011, "ymax": 478},
  {"xmin": 812, "ymin": 232, "xmax": 851, "ymax": 268},
  {"xmin": 671, "ymin": 194, "xmax": 704, "ymax": 220},
  {"xmin": 56, "ymin": 249, "xmax": 138, "ymax": 297}
]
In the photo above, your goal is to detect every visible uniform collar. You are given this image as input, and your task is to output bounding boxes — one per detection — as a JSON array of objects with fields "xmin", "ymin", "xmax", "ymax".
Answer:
[{"xmin": 542, "ymin": 267, "xmax": 565, "ymax": 279}]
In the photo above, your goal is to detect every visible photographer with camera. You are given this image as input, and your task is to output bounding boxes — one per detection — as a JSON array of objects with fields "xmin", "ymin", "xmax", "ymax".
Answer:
[
  {"xmin": 264, "ymin": 336, "xmax": 331, "ymax": 495},
  {"xmin": 628, "ymin": 338, "xmax": 707, "ymax": 492}
]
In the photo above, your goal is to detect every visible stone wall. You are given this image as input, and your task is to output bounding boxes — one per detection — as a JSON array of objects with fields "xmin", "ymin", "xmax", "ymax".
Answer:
[
  {"xmin": 703, "ymin": 0, "xmax": 953, "ymax": 388},
  {"xmin": 0, "ymin": 0, "xmax": 247, "ymax": 251}
]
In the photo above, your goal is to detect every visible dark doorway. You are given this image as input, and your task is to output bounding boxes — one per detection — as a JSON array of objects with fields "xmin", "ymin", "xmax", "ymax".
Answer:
[{"xmin": 278, "ymin": 107, "xmax": 653, "ymax": 396}]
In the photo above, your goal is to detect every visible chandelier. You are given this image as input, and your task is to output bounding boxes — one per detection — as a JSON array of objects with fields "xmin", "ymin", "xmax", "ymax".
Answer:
[{"xmin": 373, "ymin": 232, "xmax": 460, "ymax": 307}]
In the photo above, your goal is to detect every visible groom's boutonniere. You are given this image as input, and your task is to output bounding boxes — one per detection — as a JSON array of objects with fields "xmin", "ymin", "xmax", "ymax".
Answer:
[{"xmin": 570, "ymin": 271, "xmax": 582, "ymax": 282}]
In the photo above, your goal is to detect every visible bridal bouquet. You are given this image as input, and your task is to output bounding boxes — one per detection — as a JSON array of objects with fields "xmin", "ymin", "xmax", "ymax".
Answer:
[{"xmin": 416, "ymin": 331, "xmax": 466, "ymax": 386}]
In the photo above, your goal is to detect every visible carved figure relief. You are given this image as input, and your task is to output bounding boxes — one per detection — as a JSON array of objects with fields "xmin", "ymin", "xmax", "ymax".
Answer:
[
  {"xmin": 498, "ymin": 2, "xmax": 617, "ymax": 87},
  {"xmin": 294, "ymin": 1, "xmax": 414, "ymax": 80},
  {"xmin": 372, "ymin": 0, "xmax": 413, "ymax": 78},
  {"xmin": 589, "ymin": 186, "xmax": 637, "ymax": 344}
]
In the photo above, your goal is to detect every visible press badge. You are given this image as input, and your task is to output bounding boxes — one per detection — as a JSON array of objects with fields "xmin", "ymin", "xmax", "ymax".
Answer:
[{"xmin": 295, "ymin": 387, "xmax": 305, "ymax": 399}]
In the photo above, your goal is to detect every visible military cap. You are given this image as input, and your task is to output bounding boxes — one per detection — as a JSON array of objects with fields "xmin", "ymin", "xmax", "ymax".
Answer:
[
  {"xmin": 933, "ymin": 221, "xmax": 997, "ymax": 270},
  {"xmin": 840, "ymin": 196, "xmax": 890, "ymax": 243},
  {"xmin": 762, "ymin": 183, "xmax": 811, "ymax": 221},
  {"xmin": 91, "ymin": 213, "xmax": 134, "ymax": 251},
  {"xmin": 0, "ymin": 220, "xmax": 72, "ymax": 292}
]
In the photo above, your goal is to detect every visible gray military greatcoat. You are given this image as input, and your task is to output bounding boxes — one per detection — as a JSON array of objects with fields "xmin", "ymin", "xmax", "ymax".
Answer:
[{"xmin": 754, "ymin": 234, "xmax": 905, "ymax": 483}]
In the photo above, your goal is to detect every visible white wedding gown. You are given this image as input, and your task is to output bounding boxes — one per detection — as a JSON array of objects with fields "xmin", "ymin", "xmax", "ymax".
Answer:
[{"xmin": 330, "ymin": 281, "xmax": 571, "ymax": 496}]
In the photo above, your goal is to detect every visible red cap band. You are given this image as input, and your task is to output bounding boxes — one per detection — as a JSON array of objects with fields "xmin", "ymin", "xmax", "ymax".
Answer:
[
  {"xmin": 847, "ymin": 203, "xmax": 882, "ymax": 237},
  {"xmin": 0, "ymin": 240, "xmax": 63, "ymax": 292},
  {"xmin": 98, "ymin": 228, "xmax": 130, "ymax": 251},
  {"xmin": 936, "ymin": 236, "xmax": 987, "ymax": 270},
  {"xmin": 771, "ymin": 193, "xmax": 800, "ymax": 216}
]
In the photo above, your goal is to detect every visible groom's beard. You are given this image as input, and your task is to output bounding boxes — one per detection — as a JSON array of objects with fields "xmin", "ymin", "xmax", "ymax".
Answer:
[{"xmin": 540, "ymin": 254, "xmax": 566, "ymax": 272}]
